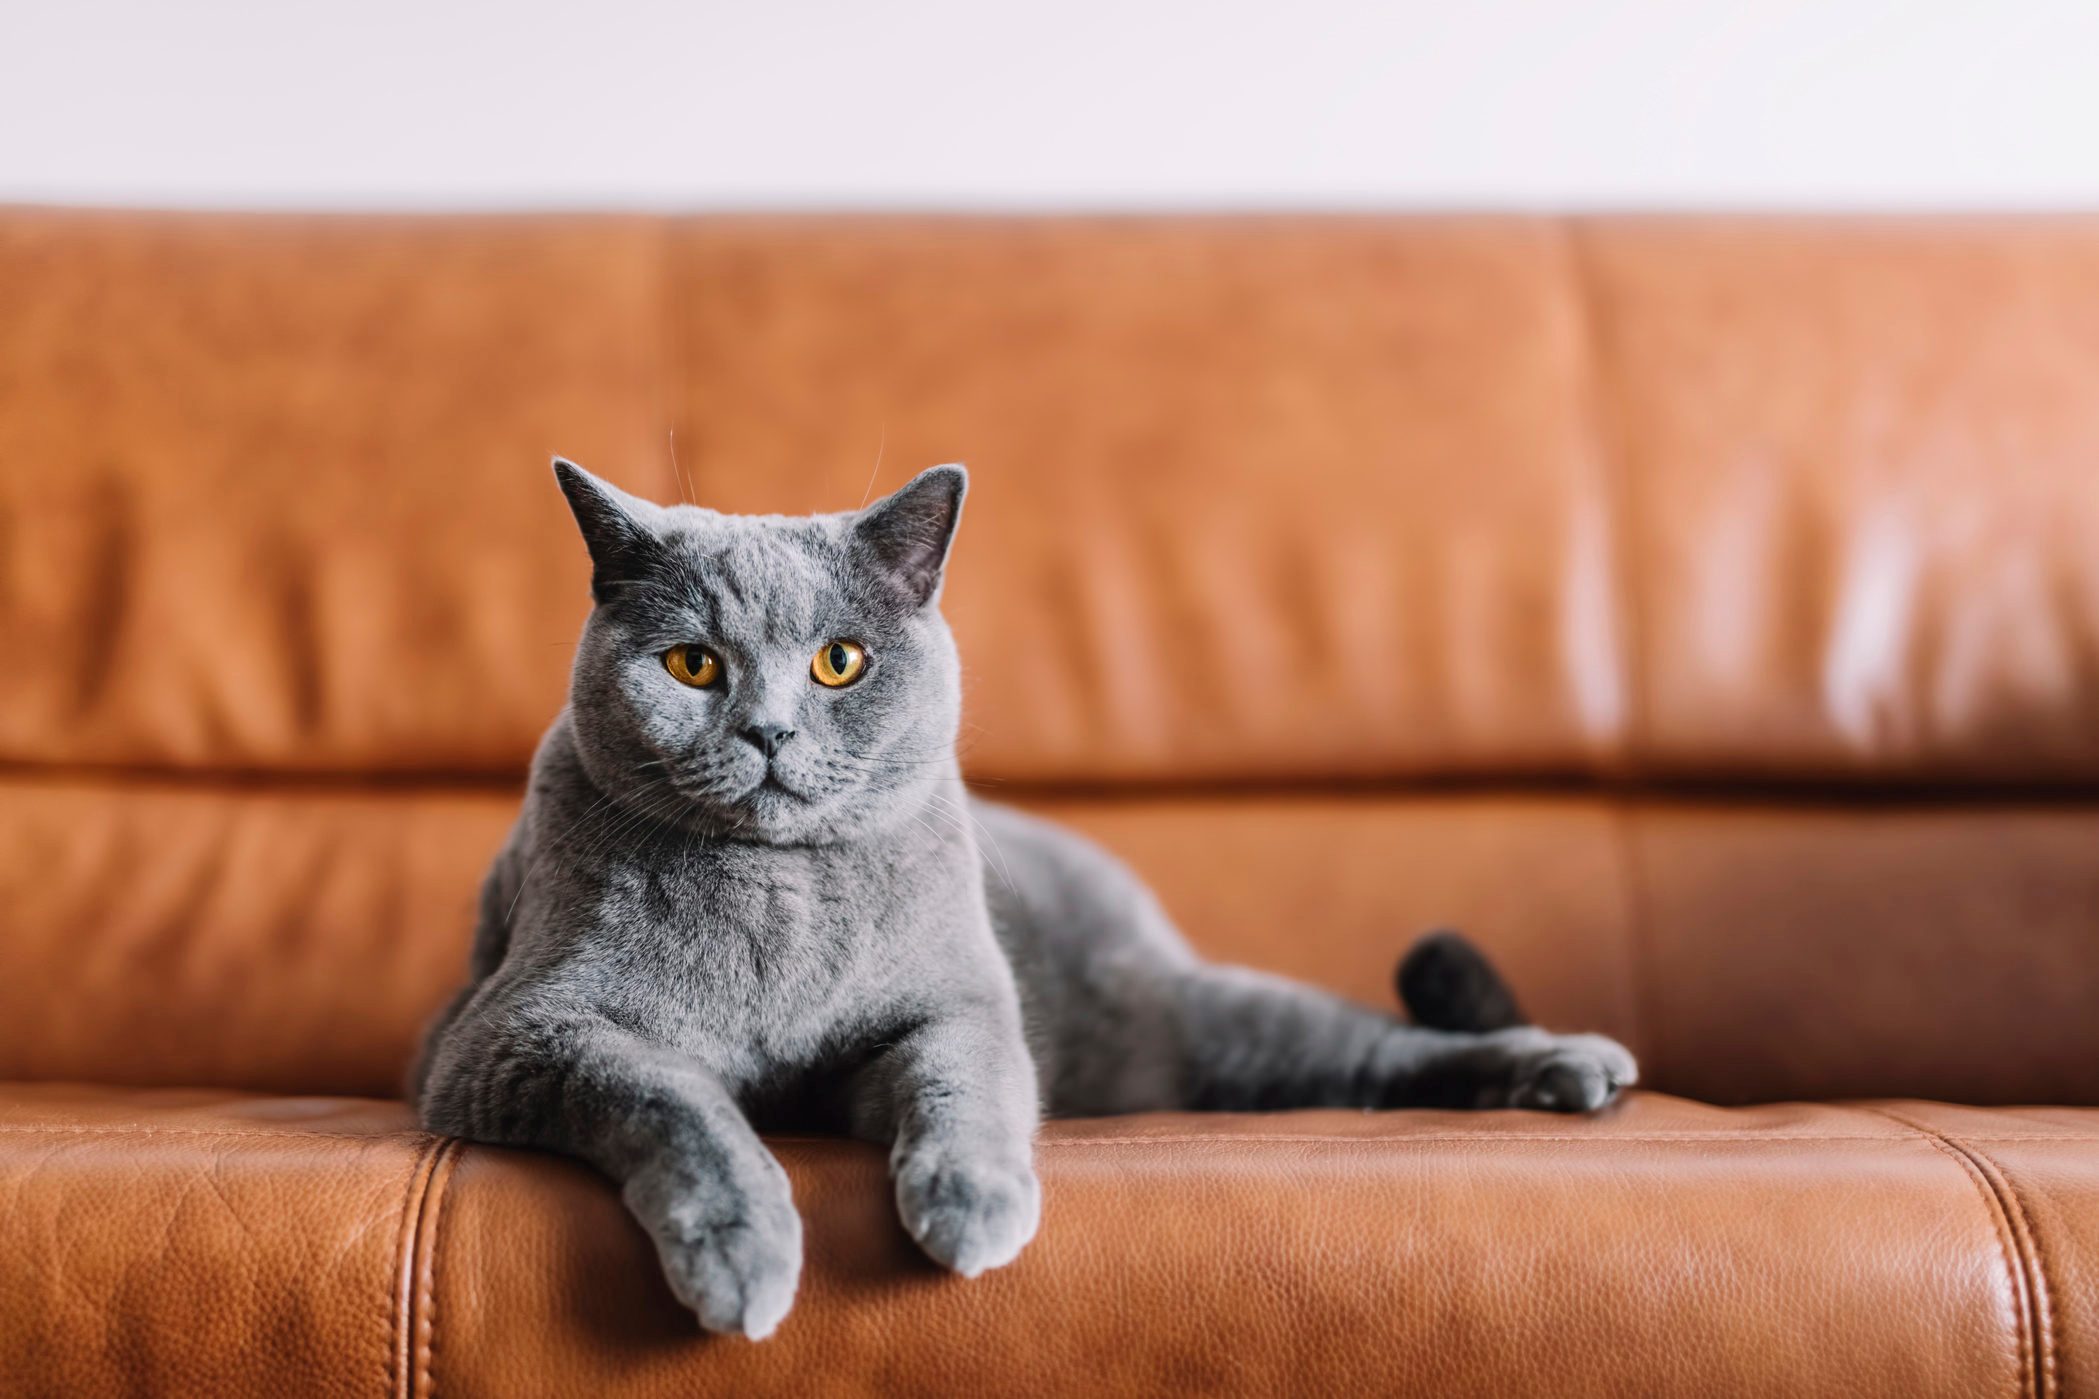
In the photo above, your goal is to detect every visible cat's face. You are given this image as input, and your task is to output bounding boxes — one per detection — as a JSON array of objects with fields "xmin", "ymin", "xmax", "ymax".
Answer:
[{"xmin": 554, "ymin": 459, "xmax": 966, "ymax": 845}]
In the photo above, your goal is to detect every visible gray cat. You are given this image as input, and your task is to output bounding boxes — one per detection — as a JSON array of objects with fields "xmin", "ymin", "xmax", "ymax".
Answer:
[{"xmin": 415, "ymin": 460, "xmax": 1637, "ymax": 1340}]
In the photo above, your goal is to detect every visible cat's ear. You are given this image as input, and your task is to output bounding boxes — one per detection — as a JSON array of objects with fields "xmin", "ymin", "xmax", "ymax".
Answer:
[
  {"xmin": 852, "ymin": 464, "xmax": 967, "ymax": 607},
  {"xmin": 552, "ymin": 457, "xmax": 664, "ymax": 602}
]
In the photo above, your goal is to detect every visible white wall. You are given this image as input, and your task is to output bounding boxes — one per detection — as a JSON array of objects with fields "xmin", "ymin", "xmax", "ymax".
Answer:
[{"xmin": 5, "ymin": 0, "xmax": 2097, "ymax": 209}]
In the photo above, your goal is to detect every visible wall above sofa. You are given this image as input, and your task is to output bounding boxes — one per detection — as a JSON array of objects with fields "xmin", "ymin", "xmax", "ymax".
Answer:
[{"xmin": 6, "ymin": 0, "xmax": 2099, "ymax": 211}]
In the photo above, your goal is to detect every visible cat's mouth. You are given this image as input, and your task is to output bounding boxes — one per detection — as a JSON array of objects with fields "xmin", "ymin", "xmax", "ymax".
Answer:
[
  {"xmin": 666, "ymin": 766, "xmax": 808, "ymax": 812},
  {"xmin": 728, "ymin": 765, "xmax": 810, "ymax": 807}
]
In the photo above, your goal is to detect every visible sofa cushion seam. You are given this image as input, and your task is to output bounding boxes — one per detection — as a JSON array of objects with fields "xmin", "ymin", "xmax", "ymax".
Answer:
[
  {"xmin": 1907, "ymin": 1123, "xmax": 2061, "ymax": 1399},
  {"xmin": 1993, "ymin": 1166, "xmax": 2062, "ymax": 1399},
  {"xmin": 405, "ymin": 1138, "xmax": 462, "ymax": 1399},
  {"xmin": 1033, "ymin": 1131, "xmax": 1932, "ymax": 1145},
  {"xmin": 1605, "ymin": 800, "xmax": 1661, "ymax": 1093},
  {"xmin": 1866, "ymin": 1107, "xmax": 2038, "ymax": 1399},
  {"xmin": 4, "ymin": 1123, "xmax": 2094, "ymax": 1145},
  {"xmin": 1557, "ymin": 215, "xmax": 1660, "ymax": 1082},
  {"xmin": 1558, "ymin": 215, "xmax": 1647, "ymax": 779},
  {"xmin": 0, "ymin": 1124, "xmax": 441, "ymax": 1140},
  {"xmin": 389, "ymin": 1137, "xmax": 441, "ymax": 1399}
]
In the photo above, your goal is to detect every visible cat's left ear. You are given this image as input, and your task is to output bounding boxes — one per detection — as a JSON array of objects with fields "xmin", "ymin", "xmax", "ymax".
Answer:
[{"xmin": 852, "ymin": 464, "xmax": 967, "ymax": 608}]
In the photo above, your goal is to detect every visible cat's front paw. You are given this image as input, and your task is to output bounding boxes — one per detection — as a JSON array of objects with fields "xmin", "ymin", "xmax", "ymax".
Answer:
[
  {"xmin": 893, "ymin": 1145, "xmax": 1041, "ymax": 1278},
  {"xmin": 1505, "ymin": 1032, "xmax": 1638, "ymax": 1113},
  {"xmin": 625, "ymin": 1170, "xmax": 804, "ymax": 1339}
]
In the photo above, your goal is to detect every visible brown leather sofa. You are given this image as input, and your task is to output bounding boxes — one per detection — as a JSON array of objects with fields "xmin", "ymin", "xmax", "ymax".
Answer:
[{"xmin": 3, "ymin": 208, "xmax": 2097, "ymax": 1397}]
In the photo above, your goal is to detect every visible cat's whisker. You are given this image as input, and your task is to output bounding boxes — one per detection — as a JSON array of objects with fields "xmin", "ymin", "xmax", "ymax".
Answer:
[
  {"xmin": 505, "ymin": 784, "xmax": 636, "ymax": 925},
  {"xmin": 857, "ymin": 424, "xmax": 887, "ymax": 508},
  {"xmin": 926, "ymin": 791, "xmax": 1018, "ymax": 896},
  {"xmin": 894, "ymin": 805, "xmax": 948, "ymax": 851},
  {"xmin": 668, "ymin": 427, "xmax": 693, "ymax": 506},
  {"xmin": 564, "ymin": 777, "xmax": 695, "ymax": 874}
]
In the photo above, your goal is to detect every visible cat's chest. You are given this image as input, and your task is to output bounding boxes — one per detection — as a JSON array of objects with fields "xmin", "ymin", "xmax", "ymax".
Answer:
[{"xmin": 577, "ymin": 836, "xmax": 970, "ymax": 1070}]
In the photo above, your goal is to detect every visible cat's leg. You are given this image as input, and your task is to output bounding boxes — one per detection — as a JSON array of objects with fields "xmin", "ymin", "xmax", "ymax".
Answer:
[
  {"xmin": 1161, "ymin": 964, "xmax": 1637, "ymax": 1113},
  {"xmin": 968, "ymin": 798, "xmax": 1634, "ymax": 1115},
  {"xmin": 848, "ymin": 1009, "xmax": 1042, "ymax": 1277},
  {"xmin": 420, "ymin": 1014, "xmax": 802, "ymax": 1338},
  {"xmin": 409, "ymin": 842, "xmax": 522, "ymax": 1101}
]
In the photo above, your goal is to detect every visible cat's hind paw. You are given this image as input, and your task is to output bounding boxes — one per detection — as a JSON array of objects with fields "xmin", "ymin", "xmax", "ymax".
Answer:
[{"xmin": 1506, "ymin": 1032, "xmax": 1638, "ymax": 1113}]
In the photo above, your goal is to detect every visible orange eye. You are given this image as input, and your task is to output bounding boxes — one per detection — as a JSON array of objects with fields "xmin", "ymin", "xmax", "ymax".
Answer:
[
  {"xmin": 811, "ymin": 639, "xmax": 867, "ymax": 688},
  {"xmin": 664, "ymin": 645, "xmax": 721, "ymax": 688}
]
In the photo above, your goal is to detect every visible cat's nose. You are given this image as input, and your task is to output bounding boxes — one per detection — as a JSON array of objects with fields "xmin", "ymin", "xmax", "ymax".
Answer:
[{"xmin": 740, "ymin": 723, "xmax": 796, "ymax": 759}]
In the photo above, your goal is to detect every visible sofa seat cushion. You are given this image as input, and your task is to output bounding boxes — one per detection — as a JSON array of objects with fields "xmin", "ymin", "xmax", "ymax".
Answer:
[{"xmin": 0, "ymin": 1085, "xmax": 2089, "ymax": 1398}]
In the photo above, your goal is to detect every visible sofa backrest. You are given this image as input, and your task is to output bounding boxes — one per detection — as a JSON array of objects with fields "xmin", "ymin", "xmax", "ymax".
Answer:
[{"xmin": 4, "ymin": 210, "xmax": 2098, "ymax": 1104}]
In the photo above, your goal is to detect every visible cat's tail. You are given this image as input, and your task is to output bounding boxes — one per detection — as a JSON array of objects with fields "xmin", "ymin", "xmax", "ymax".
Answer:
[{"xmin": 1395, "ymin": 929, "xmax": 1528, "ymax": 1033}]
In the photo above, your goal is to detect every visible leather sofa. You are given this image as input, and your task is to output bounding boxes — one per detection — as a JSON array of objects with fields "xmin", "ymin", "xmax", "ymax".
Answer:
[{"xmin": 3, "ymin": 208, "xmax": 2097, "ymax": 1397}]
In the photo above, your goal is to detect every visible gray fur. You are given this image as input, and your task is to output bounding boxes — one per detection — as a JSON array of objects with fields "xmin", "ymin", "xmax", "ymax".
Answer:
[{"xmin": 415, "ymin": 459, "xmax": 1637, "ymax": 1339}]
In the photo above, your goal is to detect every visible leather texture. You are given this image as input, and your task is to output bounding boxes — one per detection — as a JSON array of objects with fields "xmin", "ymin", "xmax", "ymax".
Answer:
[
  {"xmin": 9, "ymin": 777, "xmax": 2099, "ymax": 1108},
  {"xmin": 0, "ymin": 208, "xmax": 674, "ymax": 777},
  {"xmin": 1583, "ymin": 217, "xmax": 2099, "ymax": 783},
  {"xmin": 10, "ymin": 211, "xmax": 2099, "ymax": 785},
  {"xmin": 0, "ymin": 1085, "xmax": 2090, "ymax": 1399},
  {"xmin": 5, "ymin": 209, "xmax": 2099, "ymax": 1395}
]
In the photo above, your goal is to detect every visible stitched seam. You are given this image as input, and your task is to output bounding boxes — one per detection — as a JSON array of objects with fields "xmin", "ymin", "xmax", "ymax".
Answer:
[
  {"xmin": 1907, "ymin": 1137, "xmax": 2099, "ymax": 1144},
  {"xmin": 1922, "ymin": 1135, "xmax": 2032, "ymax": 1399},
  {"xmin": 398, "ymin": 1139, "xmax": 461, "ymax": 1399},
  {"xmin": 413, "ymin": 1140, "xmax": 464, "ymax": 1399},
  {"xmin": 1559, "ymin": 217, "xmax": 1661, "ymax": 1086},
  {"xmin": 1987, "ymin": 1165, "xmax": 2060, "ymax": 1399},
  {"xmin": 0, "ymin": 1125, "xmax": 440, "ymax": 1140},
  {"xmin": 1867, "ymin": 1108, "xmax": 2035, "ymax": 1399},
  {"xmin": 4, "ymin": 1122, "xmax": 2096, "ymax": 1146},
  {"xmin": 1560, "ymin": 216, "xmax": 1649, "ymax": 780},
  {"xmin": 1030, "ymin": 1132, "xmax": 1927, "ymax": 1146},
  {"xmin": 1885, "ymin": 1114, "xmax": 2060, "ymax": 1399},
  {"xmin": 1607, "ymin": 799, "xmax": 1661, "ymax": 1089},
  {"xmin": 1996, "ymin": 1170, "xmax": 2062, "ymax": 1399},
  {"xmin": 389, "ymin": 1138, "xmax": 441, "ymax": 1399}
]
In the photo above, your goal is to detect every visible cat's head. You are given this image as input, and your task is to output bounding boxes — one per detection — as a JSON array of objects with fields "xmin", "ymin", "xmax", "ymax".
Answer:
[{"xmin": 552, "ymin": 458, "xmax": 966, "ymax": 845}]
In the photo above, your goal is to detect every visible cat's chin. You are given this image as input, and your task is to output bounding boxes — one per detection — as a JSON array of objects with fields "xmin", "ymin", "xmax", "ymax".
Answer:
[
  {"xmin": 657, "ymin": 762, "xmax": 933, "ymax": 847},
  {"xmin": 695, "ymin": 785, "xmax": 936, "ymax": 848},
  {"xmin": 679, "ymin": 781, "xmax": 835, "ymax": 845}
]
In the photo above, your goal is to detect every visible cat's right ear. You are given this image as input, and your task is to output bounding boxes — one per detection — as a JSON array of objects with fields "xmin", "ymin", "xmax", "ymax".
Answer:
[{"xmin": 552, "ymin": 457, "xmax": 663, "ymax": 603}]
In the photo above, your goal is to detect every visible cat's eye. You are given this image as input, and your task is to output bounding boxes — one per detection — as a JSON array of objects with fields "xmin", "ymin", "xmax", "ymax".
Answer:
[
  {"xmin": 811, "ymin": 639, "xmax": 867, "ymax": 688},
  {"xmin": 664, "ymin": 644, "xmax": 721, "ymax": 688}
]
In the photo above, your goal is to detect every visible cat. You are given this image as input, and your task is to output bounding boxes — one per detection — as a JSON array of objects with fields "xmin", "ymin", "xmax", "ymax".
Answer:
[{"xmin": 414, "ymin": 459, "xmax": 1637, "ymax": 1340}]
